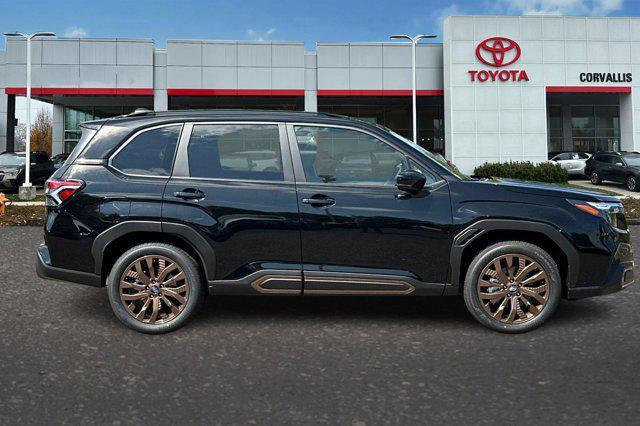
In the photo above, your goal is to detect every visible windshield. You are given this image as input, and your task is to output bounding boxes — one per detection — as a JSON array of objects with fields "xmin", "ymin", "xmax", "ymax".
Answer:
[
  {"xmin": 623, "ymin": 154, "xmax": 640, "ymax": 166},
  {"xmin": 0, "ymin": 153, "xmax": 25, "ymax": 167},
  {"xmin": 384, "ymin": 127, "xmax": 470, "ymax": 179}
]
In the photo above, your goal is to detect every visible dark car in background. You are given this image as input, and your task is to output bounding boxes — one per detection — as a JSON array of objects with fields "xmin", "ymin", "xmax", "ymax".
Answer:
[
  {"xmin": 0, "ymin": 151, "xmax": 55, "ymax": 190},
  {"xmin": 37, "ymin": 110, "xmax": 633, "ymax": 334},
  {"xmin": 585, "ymin": 151, "xmax": 640, "ymax": 191},
  {"xmin": 51, "ymin": 153, "xmax": 70, "ymax": 170}
]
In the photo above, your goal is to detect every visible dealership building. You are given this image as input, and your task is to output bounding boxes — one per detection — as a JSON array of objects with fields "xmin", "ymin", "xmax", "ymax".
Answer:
[{"xmin": 1, "ymin": 14, "xmax": 640, "ymax": 173}]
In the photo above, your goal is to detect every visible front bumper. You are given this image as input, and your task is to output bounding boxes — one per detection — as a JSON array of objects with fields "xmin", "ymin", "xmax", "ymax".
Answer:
[
  {"xmin": 36, "ymin": 243, "xmax": 102, "ymax": 287},
  {"xmin": 567, "ymin": 242, "xmax": 634, "ymax": 299}
]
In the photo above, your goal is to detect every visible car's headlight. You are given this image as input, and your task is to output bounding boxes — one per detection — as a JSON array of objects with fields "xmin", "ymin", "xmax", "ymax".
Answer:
[{"xmin": 568, "ymin": 199, "xmax": 624, "ymax": 227}]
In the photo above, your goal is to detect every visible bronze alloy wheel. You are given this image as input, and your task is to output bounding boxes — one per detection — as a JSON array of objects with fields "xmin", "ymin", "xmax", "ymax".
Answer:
[
  {"xmin": 476, "ymin": 253, "xmax": 549, "ymax": 324},
  {"xmin": 119, "ymin": 255, "xmax": 190, "ymax": 325}
]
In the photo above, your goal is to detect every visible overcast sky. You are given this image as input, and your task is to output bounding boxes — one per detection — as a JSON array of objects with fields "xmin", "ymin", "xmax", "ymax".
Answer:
[{"xmin": 4, "ymin": 0, "xmax": 636, "ymax": 123}]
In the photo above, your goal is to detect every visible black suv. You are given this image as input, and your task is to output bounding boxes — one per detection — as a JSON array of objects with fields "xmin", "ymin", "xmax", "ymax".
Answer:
[
  {"xmin": 586, "ymin": 151, "xmax": 640, "ymax": 191},
  {"xmin": 37, "ymin": 110, "xmax": 634, "ymax": 334}
]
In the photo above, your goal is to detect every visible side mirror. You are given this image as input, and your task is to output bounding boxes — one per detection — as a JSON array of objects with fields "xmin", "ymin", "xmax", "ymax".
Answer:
[
  {"xmin": 396, "ymin": 170, "xmax": 426, "ymax": 194},
  {"xmin": 616, "ymin": 162, "xmax": 624, "ymax": 166},
  {"xmin": 30, "ymin": 162, "xmax": 36, "ymax": 166}
]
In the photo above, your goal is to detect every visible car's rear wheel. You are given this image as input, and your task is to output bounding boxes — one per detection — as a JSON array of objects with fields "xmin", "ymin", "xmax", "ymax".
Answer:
[
  {"xmin": 463, "ymin": 241, "xmax": 561, "ymax": 333},
  {"xmin": 106, "ymin": 243, "xmax": 205, "ymax": 334},
  {"xmin": 590, "ymin": 171, "xmax": 602, "ymax": 185},
  {"xmin": 626, "ymin": 175, "xmax": 639, "ymax": 192}
]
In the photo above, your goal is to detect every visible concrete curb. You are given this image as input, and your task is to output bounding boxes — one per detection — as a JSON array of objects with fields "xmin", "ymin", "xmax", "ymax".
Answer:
[{"xmin": 11, "ymin": 201, "xmax": 45, "ymax": 207}]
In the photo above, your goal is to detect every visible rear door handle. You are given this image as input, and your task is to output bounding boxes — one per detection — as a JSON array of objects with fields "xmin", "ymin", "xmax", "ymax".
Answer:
[
  {"xmin": 302, "ymin": 196, "xmax": 335, "ymax": 207},
  {"xmin": 173, "ymin": 188, "xmax": 205, "ymax": 200}
]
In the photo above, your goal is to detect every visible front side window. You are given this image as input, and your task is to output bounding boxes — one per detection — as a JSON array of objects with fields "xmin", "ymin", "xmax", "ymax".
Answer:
[
  {"xmin": 111, "ymin": 125, "xmax": 181, "ymax": 176},
  {"xmin": 294, "ymin": 126, "xmax": 431, "ymax": 186},
  {"xmin": 188, "ymin": 124, "xmax": 283, "ymax": 181}
]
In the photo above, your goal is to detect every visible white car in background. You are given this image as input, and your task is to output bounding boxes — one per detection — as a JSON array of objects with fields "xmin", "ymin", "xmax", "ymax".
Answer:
[{"xmin": 549, "ymin": 152, "xmax": 591, "ymax": 177}]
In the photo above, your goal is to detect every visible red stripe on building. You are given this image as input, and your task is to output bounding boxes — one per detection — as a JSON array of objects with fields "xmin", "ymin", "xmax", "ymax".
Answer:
[
  {"xmin": 167, "ymin": 89, "xmax": 305, "ymax": 96},
  {"xmin": 317, "ymin": 89, "xmax": 444, "ymax": 96},
  {"xmin": 5, "ymin": 87, "xmax": 154, "ymax": 96},
  {"xmin": 546, "ymin": 86, "xmax": 632, "ymax": 93}
]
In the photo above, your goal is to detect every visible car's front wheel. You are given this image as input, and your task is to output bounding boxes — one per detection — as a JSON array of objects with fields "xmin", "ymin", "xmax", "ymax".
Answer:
[
  {"xmin": 106, "ymin": 243, "xmax": 205, "ymax": 334},
  {"xmin": 463, "ymin": 241, "xmax": 561, "ymax": 333},
  {"xmin": 626, "ymin": 175, "xmax": 639, "ymax": 192},
  {"xmin": 590, "ymin": 171, "xmax": 602, "ymax": 185}
]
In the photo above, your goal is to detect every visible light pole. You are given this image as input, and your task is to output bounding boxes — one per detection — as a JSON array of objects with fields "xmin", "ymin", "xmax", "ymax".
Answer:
[
  {"xmin": 390, "ymin": 34, "xmax": 437, "ymax": 144},
  {"xmin": 4, "ymin": 31, "xmax": 55, "ymax": 200}
]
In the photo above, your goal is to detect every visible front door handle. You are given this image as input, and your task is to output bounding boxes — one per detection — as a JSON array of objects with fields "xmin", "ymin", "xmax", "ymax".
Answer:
[
  {"xmin": 302, "ymin": 196, "xmax": 335, "ymax": 208},
  {"xmin": 174, "ymin": 188, "xmax": 205, "ymax": 200}
]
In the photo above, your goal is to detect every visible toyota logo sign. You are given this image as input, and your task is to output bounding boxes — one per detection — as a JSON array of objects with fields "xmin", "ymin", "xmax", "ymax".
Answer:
[
  {"xmin": 468, "ymin": 36, "xmax": 529, "ymax": 83},
  {"xmin": 475, "ymin": 37, "xmax": 521, "ymax": 67}
]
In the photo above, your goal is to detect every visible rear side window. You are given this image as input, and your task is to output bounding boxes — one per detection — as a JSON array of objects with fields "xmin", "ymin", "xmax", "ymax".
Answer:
[
  {"xmin": 187, "ymin": 124, "xmax": 283, "ymax": 181},
  {"xmin": 111, "ymin": 125, "xmax": 182, "ymax": 176}
]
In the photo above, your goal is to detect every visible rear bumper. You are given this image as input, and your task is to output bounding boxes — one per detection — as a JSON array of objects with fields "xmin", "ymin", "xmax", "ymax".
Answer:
[{"xmin": 36, "ymin": 243, "xmax": 102, "ymax": 287}]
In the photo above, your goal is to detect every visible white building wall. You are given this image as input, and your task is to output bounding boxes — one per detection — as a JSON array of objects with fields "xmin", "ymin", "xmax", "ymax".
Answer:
[
  {"xmin": 153, "ymin": 49, "xmax": 168, "ymax": 111},
  {"xmin": 166, "ymin": 40, "xmax": 305, "ymax": 92},
  {"xmin": 444, "ymin": 15, "xmax": 640, "ymax": 174},
  {"xmin": 52, "ymin": 104, "xmax": 64, "ymax": 155},
  {"xmin": 304, "ymin": 52, "xmax": 318, "ymax": 112}
]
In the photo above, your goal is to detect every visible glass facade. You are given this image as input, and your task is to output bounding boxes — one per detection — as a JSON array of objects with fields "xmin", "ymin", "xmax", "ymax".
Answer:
[
  {"xmin": 63, "ymin": 106, "xmax": 139, "ymax": 153},
  {"xmin": 547, "ymin": 105, "xmax": 563, "ymax": 153},
  {"xmin": 546, "ymin": 94, "xmax": 621, "ymax": 155},
  {"xmin": 570, "ymin": 105, "xmax": 619, "ymax": 153},
  {"xmin": 318, "ymin": 97, "xmax": 445, "ymax": 154}
]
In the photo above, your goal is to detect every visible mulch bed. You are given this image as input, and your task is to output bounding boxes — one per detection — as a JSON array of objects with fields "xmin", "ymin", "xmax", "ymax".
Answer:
[{"xmin": 0, "ymin": 206, "xmax": 45, "ymax": 226}]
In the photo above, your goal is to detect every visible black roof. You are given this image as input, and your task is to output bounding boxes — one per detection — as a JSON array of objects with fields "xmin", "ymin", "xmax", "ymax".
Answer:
[
  {"xmin": 594, "ymin": 151, "xmax": 640, "ymax": 156},
  {"xmin": 84, "ymin": 109, "xmax": 367, "ymax": 129}
]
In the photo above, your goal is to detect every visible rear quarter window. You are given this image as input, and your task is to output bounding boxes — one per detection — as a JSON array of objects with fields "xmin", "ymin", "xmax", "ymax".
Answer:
[{"xmin": 111, "ymin": 125, "xmax": 182, "ymax": 176}]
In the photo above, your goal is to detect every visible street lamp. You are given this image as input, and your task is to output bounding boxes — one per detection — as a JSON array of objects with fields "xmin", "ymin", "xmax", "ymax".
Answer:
[
  {"xmin": 390, "ymin": 34, "xmax": 437, "ymax": 144},
  {"xmin": 4, "ymin": 31, "xmax": 56, "ymax": 200}
]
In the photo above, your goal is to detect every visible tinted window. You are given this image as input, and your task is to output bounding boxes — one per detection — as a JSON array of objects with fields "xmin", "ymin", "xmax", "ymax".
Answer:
[
  {"xmin": 554, "ymin": 153, "xmax": 571, "ymax": 161},
  {"xmin": 294, "ymin": 126, "xmax": 434, "ymax": 186},
  {"xmin": 188, "ymin": 124, "xmax": 283, "ymax": 181},
  {"xmin": 622, "ymin": 154, "xmax": 640, "ymax": 166},
  {"xmin": 112, "ymin": 125, "xmax": 181, "ymax": 176},
  {"xmin": 577, "ymin": 152, "xmax": 590, "ymax": 159}
]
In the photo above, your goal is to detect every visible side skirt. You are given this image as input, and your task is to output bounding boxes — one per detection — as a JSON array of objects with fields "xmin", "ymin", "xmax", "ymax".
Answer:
[{"xmin": 209, "ymin": 270, "xmax": 445, "ymax": 296}]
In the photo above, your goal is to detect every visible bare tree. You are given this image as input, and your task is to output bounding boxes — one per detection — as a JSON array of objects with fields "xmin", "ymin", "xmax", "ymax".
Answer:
[
  {"xmin": 29, "ymin": 109, "xmax": 53, "ymax": 155},
  {"xmin": 14, "ymin": 123, "xmax": 27, "ymax": 151}
]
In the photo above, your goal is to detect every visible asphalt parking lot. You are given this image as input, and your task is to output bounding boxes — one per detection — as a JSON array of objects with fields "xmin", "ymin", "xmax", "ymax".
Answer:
[{"xmin": 1, "ymin": 227, "xmax": 640, "ymax": 425}]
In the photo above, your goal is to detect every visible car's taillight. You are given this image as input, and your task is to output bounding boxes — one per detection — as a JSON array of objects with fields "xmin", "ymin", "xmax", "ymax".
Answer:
[{"xmin": 45, "ymin": 178, "xmax": 84, "ymax": 206}]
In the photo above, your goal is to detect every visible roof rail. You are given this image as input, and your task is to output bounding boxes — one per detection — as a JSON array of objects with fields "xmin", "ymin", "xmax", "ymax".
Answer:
[{"xmin": 126, "ymin": 108, "xmax": 154, "ymax": 117}]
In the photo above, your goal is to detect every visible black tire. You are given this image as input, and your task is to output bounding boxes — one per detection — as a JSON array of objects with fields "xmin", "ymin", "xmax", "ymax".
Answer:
[
  {"xmin": 626, "ymin": 175, "xmax": 639, "ymax": 192},
  {"xmin": 463, "ymin": 241, "xmax": 561, "ymax": 334},
  {"xmin": 590, "ymin": 171, "xmax": 602, "ymax": 185},
  {"xmin": 106, "ymin": 243, "xmax": 205, "ymax": 334}
]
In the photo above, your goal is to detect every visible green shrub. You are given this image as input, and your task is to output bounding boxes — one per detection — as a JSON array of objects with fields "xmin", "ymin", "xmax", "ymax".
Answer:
[{"xmin": 473, "ymin": 161, "xmax": 568, "ymax": 184}]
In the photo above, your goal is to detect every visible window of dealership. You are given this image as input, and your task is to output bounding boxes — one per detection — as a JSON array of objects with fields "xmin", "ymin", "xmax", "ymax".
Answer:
[{"xmin": 547, "ymin": 93, "xmax": 621, "ymax": 156}]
